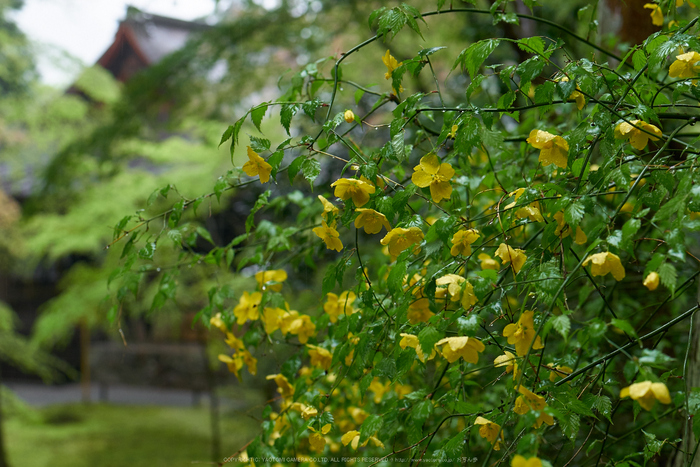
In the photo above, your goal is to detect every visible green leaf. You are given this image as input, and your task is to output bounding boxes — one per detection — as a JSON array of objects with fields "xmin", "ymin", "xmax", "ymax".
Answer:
[
  {"xmin": 322, "ymin": 263, "xmax": 337, "ymax": 296},
  {"xmin": 354, "ymin": 88, "xmax": 365, "ymax": 104},
  {"xmin": 374, "ymin": 356, "xmax": 397, "ymax": 381},
  {"xmin": 219, "ymin": 125, "xmax": 235, "ymax": 147},
  {"xmin": 302, "ymin": 98, "xmax": 323, "ymax": 122},
  {"xmin": 418, "ymin": 326, "xmax": 441, "ymax": 357},
  {"xmin": 280, "ymin": 104, "xmax": 298, "ymax": 135},
  {"xmin": 643, "ymin": 430, "xmax": 664, "ymax": 462},
  {"xmin": 593, "ymin": 395, "xmax": 612, "ymax": 422},
  {"xmin": 412, "ymin": 400, "xmax": 433, "ymax": 425},
  {"xmin": 360, "ymin": 414, "xmax": 383, "ymax": 441},
  {"xmin": 390, "ymin": 132, "xmax": 406, "ymax": 161},
  {"xmin": 611, "ymin": 318, "xmax": 638, "ymax": 340},
  {"xmin": 250, "ymin": 104, "xmax": 268, "ymax": 132},
  {"xmin": 657, "ymin": 262, "xmax": 677, "ymax": 293},
  {"xmin": 249, "ymin": 135, "xmax": 271, "ymax": 153},
  {"xmin": 517, "ymin": 36, "xmax": 546, "ymax": 56},
  {"xmin": 268, "ymin": 150, "xmax": 284, "ymax": 178},
  {"xmin": 454, "ymin": 39, "xmax": 500, "ymax": 79},
  {"xmin": 377, "ymin": 8, "xmax": 407, "ymax": 40},
  {"xmin": 550, "ymin": 315, "xmax": 571, "ymax": 339},
  {"xmin": 387, "ymin": 260, "xmax": 407, "ymax": 296},
  {"xmin": 288, "ymin": 156, "xmax": 305, "ymax": 183},
  {"xmin": 301, "ymin": 158, "xmax": 321, "ymax": 186},
  {"xmin": 564, "ymin": 201, "xmax": 585, "ymax": 227}
]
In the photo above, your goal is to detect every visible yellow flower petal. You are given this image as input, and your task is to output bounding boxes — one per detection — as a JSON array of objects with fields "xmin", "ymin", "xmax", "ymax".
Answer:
[{"xmin": 644, "ymin": 271, "xmax": 660, "ymax": 291}]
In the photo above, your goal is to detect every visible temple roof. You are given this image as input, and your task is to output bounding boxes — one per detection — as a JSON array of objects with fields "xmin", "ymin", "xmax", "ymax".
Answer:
[{"xmin": 96, "ymin": 7, "xmax": 209, "ymax": 82}]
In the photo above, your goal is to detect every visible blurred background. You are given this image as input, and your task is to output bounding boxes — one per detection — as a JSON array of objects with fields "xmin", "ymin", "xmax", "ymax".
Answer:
[{"xmin": 0, "ymin": 0, "xmax": 654, "ymax": 465}]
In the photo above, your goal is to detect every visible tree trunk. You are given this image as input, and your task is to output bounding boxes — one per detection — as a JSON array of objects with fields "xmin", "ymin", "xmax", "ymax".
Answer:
[{"xmin": 598, "ymin": 0, "xmax": 661, "ymax": 55}]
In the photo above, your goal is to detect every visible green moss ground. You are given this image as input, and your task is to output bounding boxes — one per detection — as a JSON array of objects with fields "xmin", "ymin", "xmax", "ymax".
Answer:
[{"xmin": 5, "ymin": 403, "xmax": 259, "ymax": 467}]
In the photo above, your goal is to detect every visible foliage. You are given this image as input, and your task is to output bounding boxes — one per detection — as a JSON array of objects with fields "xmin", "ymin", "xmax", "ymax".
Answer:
[
  {"xmin": 4, "ymin": 0, "xmax": 700, "ymax": 465},
  {"xmin": 102, "ymin": 0, "xmax": 700, "ymax": 464}
]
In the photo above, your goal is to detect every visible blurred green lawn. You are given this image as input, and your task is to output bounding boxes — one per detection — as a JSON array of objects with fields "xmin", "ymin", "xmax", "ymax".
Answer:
[{"xmin": 6, "ymin": 403, "xmax": 260, "ymax": 467}]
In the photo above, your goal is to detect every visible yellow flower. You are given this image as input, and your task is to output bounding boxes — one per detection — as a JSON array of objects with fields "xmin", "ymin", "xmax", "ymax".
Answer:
[
  {"xmin": 323, "ymin": 291, "xmax": 356, "ymax": 323},
  {"xmin": 219, "ymin": 350, "xmax": 257, "ymax": 381},
  {"xmin": 382, "ymin": 50, "xmax": 400, "ymax": 79},
  {"xmin": 558, "ymin": 76, "xmax": 585, "ymax": 110},
  {"xmin": 380, "ymin": 227, "xmax": 424, "ymax": 257},
  {"xmin": 515, "ymin": 204, "xmax": 544, "ymax": 223},
  {"xmin": 644, "ymin": 271, "xmax": 660, "ymax": 291},
  {"xmin": 266, "ymin": 373, "xmax": 295, "ymax": 399},
  {"xmin": 450, "ymin": 229, "xmax": 480, "ymax": 256},
  {"xmin": 354, "ymin": 208, "xmax": 392, "ymax": 234},
  {"xmin": 448, "ymin": 124, "xmax": 459, "ymax": 139},
  {"xmin": 344, "ymin": 109, "xmax": 355, "ymax": 123},
  {"xmin": 614, "ymin": 120, "xmax": 662, "ymax": 150},
  {"xmin": 526, "ymin": 129, "xmax": 569, "ymax": 169},
  {"xmin": 435, "ymin": 336, "xmax": 486, "ymax": 364},
  {"xmin": 514, "ymin": 386, "xmax": 553, "ymax": 429},
  {"xmin": 435, "ymin": 274, "xmax": 478, "ymax": 309},
  {"xmin": 318, "ymin": 195, "xmax": 339, "ymax": 223},
  {"xmin": 399, "ymin": 333, "xmax": 436, "ymax": 362},
  {"xmin": 495, "ymin": 243, "xmax": 527, "ymax": 274},
  {"xmin": 309, "ymin": 432, "xmax": 326, "ymax": 452},
  {"xmin": 548, "ymin": 365, "xmax": 573, "ymax": 382},
  {"xmin": 209, "ymin": 312, "xmax": 227, "ymax": 332},
  {"xmin": 255, "ymin": 269, "xmax": 288, "ymax": 292},
  {"xmin": 233, "ymin": 291, "xmax": 262, "ymax": 324},
  {"xmin": 382, "ymin": 50, "xmax": 403, "ymax": 93},
  {"xmin": 474, "ymin": 416, "xmax": 503, "ymax": 451},
  {"xmin": 644, "ymin": 3, "xmax": 664, "ymax": 26},
  {"xmin": 512, "ymin": 455, "xmax": 543, "ymax": 467},
  {"xmin": 494, "ymin": 351, "xmax": 520, "ymax": 379},
  {"xmin": 553, "ymin": 212, "xmax": 587, "ymax": 244},
  {"xmin": 224, "ymin": 332, "xmax": 245, "ymax": 351},
  {"xmin": 262, "ymin": 307, "xmax": 284, "ymax": 334},
  {"xmin": 669, "ymin": 51, "xmax": 700, "ymax": 78},
  {"xmin": 312, "ymin": 222, "xmax": 343, "ymax": 252},
  {"xmin": 503, "ymin": 310, "xmax": 544, "ymax": 357},
  {"xmin": 407, "ymin": 298, "xmax": 434, "ymax": 324},
  {"xmin": 620, "ymin": 380, "xmax": 671, "ymax": 410},
  {"xmin": 307, "ymin": 344, "xmax": 333, "ymax": 370},
  {"xmin": 583, "ymin": 252, "xmax": 625, "ymax": 281},
  {"xmin": 478, "ymin": 253, "xmax": 500, "ymax": 271},
  {"xmin": 279, "ymin": 310, "xmax": 315, "ymax": 343},
  {"xmin": 242, "ymin": 146, "xmax": 272, "ymax": 183},
  {"xmin": 411, "ymin": 154, "xmax": 455, "ymax": 203},
  {"xmin": 341, "ymin": 430, "xmax": 385, "ymax": 450},
  {"xmin": 369, "ymin": 378, "xmax": 390, "ymax": 404},
  {"xmin": 330, "ymin": 178, "xmax": 376, "ymax": 207}
]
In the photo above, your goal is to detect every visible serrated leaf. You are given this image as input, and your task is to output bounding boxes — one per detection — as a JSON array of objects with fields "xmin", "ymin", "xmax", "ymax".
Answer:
[
  {"xmin": 593, "ymin": 395, "xmax": 612, "ymax": 422},
  {"xmin": 550, "ymin": 315, "xmax": 571, "ymax": 339},
  {"xmin": 454, "ymin": 39, "xmax": 500, "ymax": 79},
  {"xmin": 301, "ymin": 158, "xmax": 321, "ymax": 186},
  {"xmin": 280, "ymin": 104, "xmax": 298, "ymax": 136},
  {"xmin": 249, "ymin": 135, "xmax": 271, "ymax": 153},
  {"xmin": 302, "ymin": 98, "xmax": 322, "ymax": 122},
  {"xmin": 288, "ymin": 156, "xmax": 305, "ymax": 183},
  {"xmin": 564, "ymin": 201, "xmax": 585, "ymax": 227},
  {"xmin": 219, "ymin": 125, "xmax": 234, "ymax": 147},
  {"xmin": 250, "ymin": 104, "xmax": 268, "ymax": 132},
  {"xmin": 387, "ymin": 260, "xmax": 407, "ymax": 295},
  {"xmin": 360, "ymin": 414, "xmax": 383, "ymax": 440},
  {"xmin": 657, "ymin": 262, "xmax": 677, "ymax": 293},
  {"xmin": 418, "ymin": 326, "xmax": 441, "ymax": 357},
  {"xmin": 412, "ymin": 400, "xmax": 433, "ymax": 425}
]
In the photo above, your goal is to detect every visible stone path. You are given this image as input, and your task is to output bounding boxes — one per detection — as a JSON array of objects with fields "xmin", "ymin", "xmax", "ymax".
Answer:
[{"xmin": 6, "ymin": 381, "xmax": 210, "ymax": 407}]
